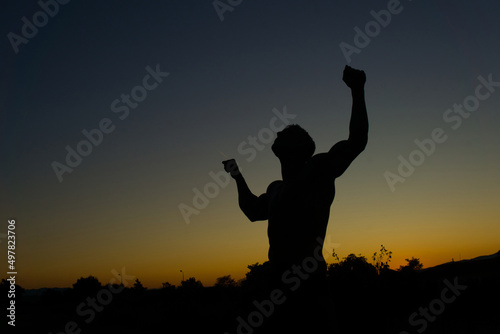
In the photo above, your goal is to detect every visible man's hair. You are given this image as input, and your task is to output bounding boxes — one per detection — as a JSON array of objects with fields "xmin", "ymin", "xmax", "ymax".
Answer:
[{"xmin": 281, "ymin": 124, "xmax": 315, "ymax": 160}]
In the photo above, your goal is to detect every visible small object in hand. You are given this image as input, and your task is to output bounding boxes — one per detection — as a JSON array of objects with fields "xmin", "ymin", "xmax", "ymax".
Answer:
[{"xmin": 222, "ymin": 159, "xmax": 240, "ymax": 177}]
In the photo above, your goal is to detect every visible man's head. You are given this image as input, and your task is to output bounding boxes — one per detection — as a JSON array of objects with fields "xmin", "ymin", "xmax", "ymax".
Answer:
[{"xmin": 272, "ymin": 124, "xmax": 315, "ymax": 162}]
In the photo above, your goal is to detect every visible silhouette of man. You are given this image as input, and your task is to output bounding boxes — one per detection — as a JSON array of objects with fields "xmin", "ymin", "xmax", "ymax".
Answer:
[{"xmin": 223, "ymin": 65, "xmax": 368, "ymax": 331}]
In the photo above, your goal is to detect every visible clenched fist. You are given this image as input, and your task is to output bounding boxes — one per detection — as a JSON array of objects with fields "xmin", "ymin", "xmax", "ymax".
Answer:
[{"xmin": 343, "ymin": 65, "xmax": 366, "ymax": 90}]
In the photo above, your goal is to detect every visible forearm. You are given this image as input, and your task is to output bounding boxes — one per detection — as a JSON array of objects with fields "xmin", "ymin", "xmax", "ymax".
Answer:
[
  {"xmin": 348, "ymin": 88, "xmax": 368, "ymax": 149},
  {"xmin": 234, "ymin": 174, "xmax": 259, "ymax": 214}
]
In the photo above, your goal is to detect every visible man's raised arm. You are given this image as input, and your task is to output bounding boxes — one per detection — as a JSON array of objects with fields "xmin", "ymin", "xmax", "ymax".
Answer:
[
  {"xmin": 345, "ymin": 66, "xmax": 368, "ymax": 152},
  {"xmin": 223, "ymin": 159, "xmax": 268, "ymax": 222},
  {"xmin": 327, "ymin": 66, "xmax": 368, "ymax": 177}
]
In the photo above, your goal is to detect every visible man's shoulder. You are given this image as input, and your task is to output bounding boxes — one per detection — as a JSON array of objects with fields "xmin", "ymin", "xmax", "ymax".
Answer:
[{"xmin": 266, "ymin": 180, "xmax": 283, "ymax": 193}]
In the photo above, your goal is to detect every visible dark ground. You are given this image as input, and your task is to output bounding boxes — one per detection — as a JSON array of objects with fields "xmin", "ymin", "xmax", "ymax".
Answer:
[{"xmin": 3, "ymin": 253, "xmax": 500, "ymax": 334}]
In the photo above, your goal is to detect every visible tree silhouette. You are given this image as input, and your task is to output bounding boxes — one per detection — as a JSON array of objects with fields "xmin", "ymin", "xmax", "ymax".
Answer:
[
  {"xmin": 214, "ymin": 275, "xmax": 238, "ymax": 289},
  {"xmin": 372, "ymin": 244, "xmax": 392, "ymax": 274},
  {"xmin": 72, "ymin": 275, "xmax": 102, "ymax": 297},
  {"xmin": 331, "ymin": 248, "xmax": 340, "ymax": 263},
  {"xmin": 161, "ymin": 281, "xmax": 176, "ymax": 291},
  {"xmin": 398, "ymin": 257, "xmax": 423, "ymax": 273},
  {"xmin": 132, "ymin": 278, "xmax": 147, "ymax": 292},
  {"xmin": 240, "ymin": 261, "xmax": 272, "ymax": 292},
  {"xmin": 180, "ymin": 277, "xmax": 203, "ymax": 290},
  {"xmin": 329, "ymin": 253, "xmax": 377, "ymax": 273},
  {"xmin": 327, "ymin": 253, "xmax": 378, "ymax": 289}
]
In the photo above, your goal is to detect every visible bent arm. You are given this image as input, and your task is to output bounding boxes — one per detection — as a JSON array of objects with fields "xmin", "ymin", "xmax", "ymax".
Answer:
[
  {"xmin": 234, "ymin": 174, "xmax": 268, "ymax": 222},
  {"xmin": 328, "ymin": 67, "xmax": 368, "ymax": 177}
]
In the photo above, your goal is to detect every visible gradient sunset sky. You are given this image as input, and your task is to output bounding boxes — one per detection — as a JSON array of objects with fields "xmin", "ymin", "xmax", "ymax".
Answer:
[{"xmin": 1, "ymin": 1, "xmax": 499, "ymax": 289}]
